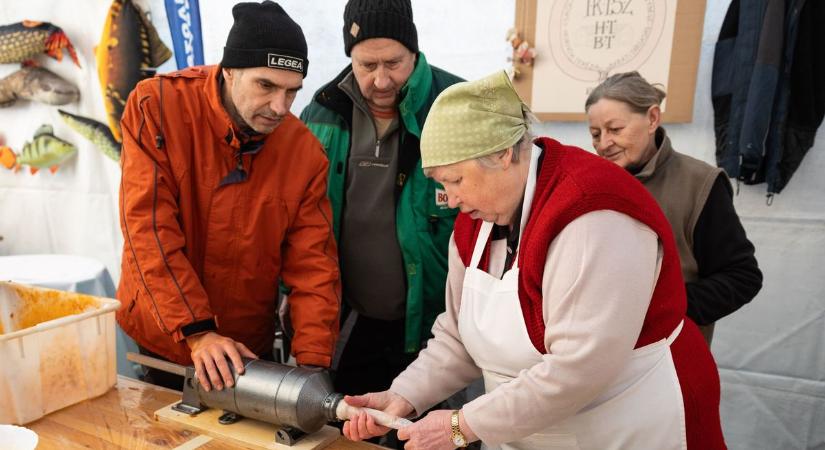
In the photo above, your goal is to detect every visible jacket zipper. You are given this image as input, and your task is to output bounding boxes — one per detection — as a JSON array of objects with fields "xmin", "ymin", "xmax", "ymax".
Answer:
[
  {"xmin": 236, "ymin": 152, "xmax": 244, "ymax": 173},
  {"xmin": 375, "ymin": 139, "xmax": 380, "ymax": 158}
]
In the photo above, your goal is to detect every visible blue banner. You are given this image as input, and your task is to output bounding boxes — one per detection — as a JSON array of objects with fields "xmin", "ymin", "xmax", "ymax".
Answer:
[{"xmin": 165, "ymin": 0, "xmax": 204, "ymax": 69}]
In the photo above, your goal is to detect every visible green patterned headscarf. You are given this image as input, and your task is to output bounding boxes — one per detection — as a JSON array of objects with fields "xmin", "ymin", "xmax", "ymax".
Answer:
[{"xmin": 420, "ymin": 70, "xmax": 530, "ymax": 168}]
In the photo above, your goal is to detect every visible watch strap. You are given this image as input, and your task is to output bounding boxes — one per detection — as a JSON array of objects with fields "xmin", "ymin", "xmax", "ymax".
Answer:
[{"xmin": 450, "ymin": 410, "xmax": 468, "ymax": 447}]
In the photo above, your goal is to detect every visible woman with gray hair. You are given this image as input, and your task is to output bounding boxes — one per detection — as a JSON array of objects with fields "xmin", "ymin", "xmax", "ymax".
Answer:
[
  {"xmin": 340, "ymin": 71, "xmax": 725, "ymax": 449},
  {"xmin": 586, "ymin": 71, "xmax": 762, "ymax": 345}
]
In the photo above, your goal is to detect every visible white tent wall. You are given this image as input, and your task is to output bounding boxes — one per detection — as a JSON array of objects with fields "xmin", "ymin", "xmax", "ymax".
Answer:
[
  {"xmin": 0, "ymin": 1, "xmax": 822, "ymax": 448},
  {"xmin": 0, "ymin": 1, "xmax": 123, "ymax": 280}
]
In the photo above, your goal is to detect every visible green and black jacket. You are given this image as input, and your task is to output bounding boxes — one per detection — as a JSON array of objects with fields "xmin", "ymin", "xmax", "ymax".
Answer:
[{"xmin": 300, "ymin": 53, "xmax": 462, "ymax": 352}]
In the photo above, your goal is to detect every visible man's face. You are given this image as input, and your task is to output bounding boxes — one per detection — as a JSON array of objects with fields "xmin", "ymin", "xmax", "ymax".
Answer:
[
  {"xmin": 350, "ymin": 38, "xmax": 416, "ymax": 112},
  {"xmin": 223, "ymin": 67, "xmax": 303, "ymax": 134}
]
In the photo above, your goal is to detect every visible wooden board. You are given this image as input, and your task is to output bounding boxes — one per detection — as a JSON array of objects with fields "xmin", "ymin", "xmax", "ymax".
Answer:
[
  {"xmin": 28, "ymin": 376, "xmax": 383, "ymax": 449},
  {"xmin": 155, "ymin": 402, "xmax": 340, "ymax": 450}
]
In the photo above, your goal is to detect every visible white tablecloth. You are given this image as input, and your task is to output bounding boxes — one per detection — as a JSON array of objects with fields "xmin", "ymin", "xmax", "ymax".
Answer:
[{"xmin": 0, "ymin": 254, "xmax": 116, "ymax": 298}]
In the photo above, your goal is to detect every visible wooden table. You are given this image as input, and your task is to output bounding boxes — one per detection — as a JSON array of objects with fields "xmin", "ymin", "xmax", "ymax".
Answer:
[{"xmin": 27, "ymin": 376, "xmax": 383, "ymax": 449}]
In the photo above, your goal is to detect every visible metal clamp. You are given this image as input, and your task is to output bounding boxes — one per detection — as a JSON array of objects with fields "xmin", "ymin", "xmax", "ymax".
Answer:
[{"xmin": 275, "ymin": 426, "xmax": 306, "ymax": 446}]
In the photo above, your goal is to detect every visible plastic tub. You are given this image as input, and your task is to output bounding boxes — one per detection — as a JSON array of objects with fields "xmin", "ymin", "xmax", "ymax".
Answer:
[{"xmin": 0, "ymin": 281, "xmax": 120, "ymax": 424}]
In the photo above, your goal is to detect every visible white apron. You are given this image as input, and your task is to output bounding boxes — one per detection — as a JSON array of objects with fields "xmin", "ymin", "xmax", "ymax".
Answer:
[{"xmin": 457, "ymin": 147, "xmax": 687, "ymax": 450}]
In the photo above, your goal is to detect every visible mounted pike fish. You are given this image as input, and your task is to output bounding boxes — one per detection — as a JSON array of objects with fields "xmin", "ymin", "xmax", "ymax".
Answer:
[
  {"xmin": 0, "ymin": 21, "xmax": 80, "ymax": 67},
  {"xmin": 0, "ymin": 66, "xmax": 79, "ymax": 107},
  {"xmin": 58, "ymin": 109, "xmax": 121, "ymax": 162},
  {"xmin": 96, "ymin": 0, "xmax": 172, "ymax": 143},
  {"xmin": 5, "ymin": 124, "xmax": 77, "ymax": 174}
]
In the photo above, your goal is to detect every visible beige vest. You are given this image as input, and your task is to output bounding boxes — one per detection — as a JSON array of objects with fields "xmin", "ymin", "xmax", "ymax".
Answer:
[
  {"xmin": 635, "ymin": 128, "xmax": 725, "ymax": 284},
  {"xmin": 636, "ymin": 127, "xmax": 727, "ymax": 345}
]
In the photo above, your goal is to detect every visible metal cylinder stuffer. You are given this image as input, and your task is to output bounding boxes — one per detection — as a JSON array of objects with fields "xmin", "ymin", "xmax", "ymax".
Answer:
[
  {"xmin": 126, "ymin": 351, "xmax": 410, "ymax": 446},
  {"xmin": 189, "ymin": 358, "xmax": 343, "ymax": 434}
]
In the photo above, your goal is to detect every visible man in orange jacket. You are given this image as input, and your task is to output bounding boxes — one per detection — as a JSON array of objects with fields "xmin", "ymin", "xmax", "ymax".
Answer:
[{"xmin": 116, "ymin": 1, "xmax": 340, "ymax": 391}]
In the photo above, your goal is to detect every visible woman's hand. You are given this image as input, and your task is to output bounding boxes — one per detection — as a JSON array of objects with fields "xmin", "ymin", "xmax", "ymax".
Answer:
[
  {"xmin": 342, "ymin": 391, "xmax": 415, "ymax": 441},
  {"xmin": 397, "ymin": 409, "xmax": 478, "ymax": 450}
]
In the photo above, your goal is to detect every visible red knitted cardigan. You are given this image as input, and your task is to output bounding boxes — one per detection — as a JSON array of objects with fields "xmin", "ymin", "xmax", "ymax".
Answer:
[
  {"xmin": 453, "ymin": 137, "xmax": 686, "ymax": 352},
  {"xmin": 453, "ymin": 138, "xmax": 726, "ymax": 450}
]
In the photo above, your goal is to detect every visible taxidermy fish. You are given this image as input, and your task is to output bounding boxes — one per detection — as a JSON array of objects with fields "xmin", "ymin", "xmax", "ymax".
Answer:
[
  {"xmin": 96, "ymin": 0, "xmax": 172, "ymax": 143},
  {"xmin": 58, "ymin": 109, "xmax": 121, "ymax": 162},
  {"xmin": 0, "ymin": 135, "xmax": 13, "ymax": 169},
  {"xmin": 0, "ymin": 65, "xmax": 80, "ymax": 107},
  {"xmin": 6, "ymin": 124, "xmax": 77, "ymax": 174},
  {"xmin": 0, "ymin": 146, "xmax": 16, "ymax": 169},
  {"xmin": 0, "ymin": 21, "xmax": 80, "ymax": 67}
]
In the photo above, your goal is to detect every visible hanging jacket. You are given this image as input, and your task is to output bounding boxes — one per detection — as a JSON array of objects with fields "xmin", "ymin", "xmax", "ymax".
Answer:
[
  {"xmin": 116, "ymin": 65, "xmax": 340, "ymax": 367},
  {"xmin": 300, "ymin": 53, "xmax": 462, "ymax": 352},
  {"xmin": 712, "ymin": 0, "xmax": 824, "ymax": 196}
]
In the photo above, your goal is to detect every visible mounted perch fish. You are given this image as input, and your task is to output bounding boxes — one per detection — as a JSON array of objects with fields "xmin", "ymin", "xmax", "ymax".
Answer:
[
  {"xmin": 0, "ymin": 21, "xmax": 80, "ymax": 67},
  {"xmin": 3, "ymin": 124, "xmax": 77, "ymax": 174},
  {"xmin": 58, "ymin": 109, "xmax": 121, "ymax": 162},
  {"xmin": 0, "ymin": 66, "xmax": 79, "ymax": 107},
  {"xmin": 96, "ymin": 0, "xmax": 172, "ymax": 143}
]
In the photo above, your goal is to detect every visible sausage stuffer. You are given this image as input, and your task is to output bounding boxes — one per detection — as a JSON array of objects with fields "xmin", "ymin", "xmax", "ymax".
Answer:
[{"xmin": 127, "ymin": 352, "xmax": 412, "ymax": 446}]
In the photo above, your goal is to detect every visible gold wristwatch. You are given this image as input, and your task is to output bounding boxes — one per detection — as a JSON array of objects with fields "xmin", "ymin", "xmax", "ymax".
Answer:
[{"xmin": 450, "ymin": 410, "xmax": 468, "ymax": 447}]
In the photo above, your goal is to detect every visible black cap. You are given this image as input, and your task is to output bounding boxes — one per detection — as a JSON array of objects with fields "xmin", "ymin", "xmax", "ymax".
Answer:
[
  {"xmin": 343, "ymin": 0, "xmax": 418, "ymax": 56},
  {"xmin": 221, "ymin": 1, "xmax": 309, "ymax": 77}
]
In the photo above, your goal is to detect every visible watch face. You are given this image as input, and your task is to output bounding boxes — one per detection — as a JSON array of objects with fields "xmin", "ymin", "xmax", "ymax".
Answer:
[{"xmin": 453, "ymin": 435, "xmax": 466, "ymax": 447}]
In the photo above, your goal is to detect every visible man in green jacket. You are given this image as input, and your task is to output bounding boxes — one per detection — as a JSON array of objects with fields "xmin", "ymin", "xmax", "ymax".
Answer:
[{"xmin": 300, "ymin": 0, "xmax": 462, "ymax": 397}]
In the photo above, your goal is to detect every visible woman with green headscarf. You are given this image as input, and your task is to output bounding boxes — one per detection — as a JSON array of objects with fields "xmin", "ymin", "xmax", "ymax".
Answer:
[{"xmin": 339, "ymin": 71, "xmax": 725, "ymax": 450}]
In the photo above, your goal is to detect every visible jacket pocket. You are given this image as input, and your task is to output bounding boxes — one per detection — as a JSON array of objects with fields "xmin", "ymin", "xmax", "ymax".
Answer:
[{"xmin": 128, "ymin": 291, "xmax": 138, "ymax": 313}]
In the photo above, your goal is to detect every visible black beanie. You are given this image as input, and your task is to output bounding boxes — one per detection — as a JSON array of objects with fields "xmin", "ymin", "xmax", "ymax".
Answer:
[
  {"xmin": 221, "ymin": 1, "xmax": 308, "ymax": 77},
  {"xmin": 343, "ymin": 0, "xmax": 418, "ymax": 56}
]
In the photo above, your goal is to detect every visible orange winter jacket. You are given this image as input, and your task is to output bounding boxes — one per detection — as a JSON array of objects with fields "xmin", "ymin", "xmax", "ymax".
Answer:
[{"xmin": 116, "ymin": 65, "xmax": 340, "ymax": 367}]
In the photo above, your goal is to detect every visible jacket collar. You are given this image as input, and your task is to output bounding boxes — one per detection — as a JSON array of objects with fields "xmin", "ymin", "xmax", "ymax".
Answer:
[
  {"xmin": 314, "ymin": 65, "xmax": 353, "ymax": 121},
  {"xmin": 398, "ymin": 52, "xmax": 433, "ymax": 137},
  {"xmin": 634, "ymin": 127, "xmax": 673, "ymax": 180},
  {"xmin": 203, "ymin": 65, "xmax": 263, "ymax": 151},
  {"xmin": 337, "ymin": 70, "xmax": 369, "ymax": 112}
]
